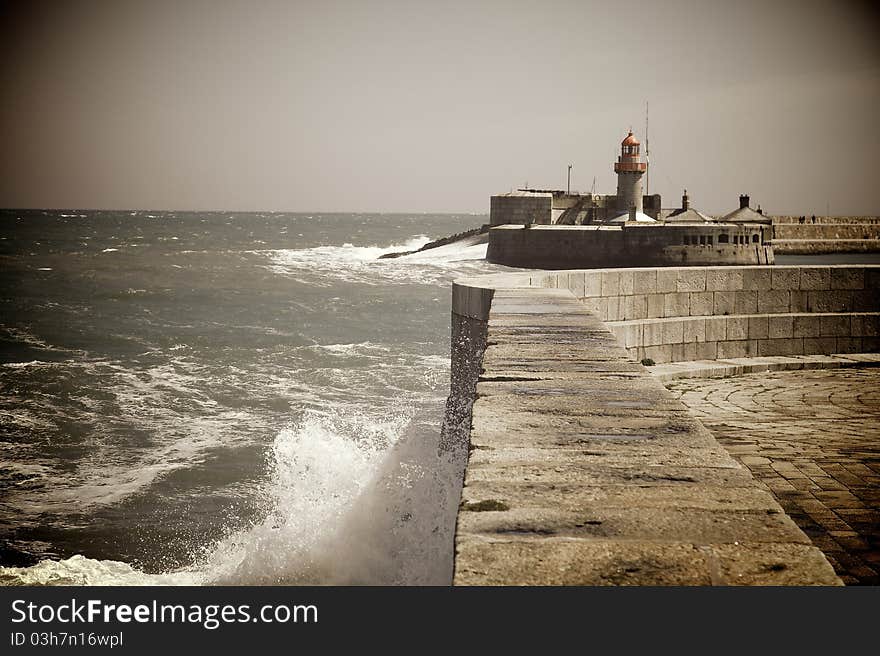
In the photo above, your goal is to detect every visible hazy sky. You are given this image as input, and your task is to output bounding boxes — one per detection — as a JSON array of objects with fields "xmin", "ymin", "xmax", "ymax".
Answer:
[{"xmin": 1, "ymin": 0, "xmax": 878, "ymax": 215}]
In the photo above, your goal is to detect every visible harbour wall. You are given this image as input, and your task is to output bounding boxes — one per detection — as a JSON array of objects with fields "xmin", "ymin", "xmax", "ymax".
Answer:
[
  {"xmin": 773, "ymin": 224, "xmax": 880, "ymax": 240},
  {"xmin": 773, "ymin": 215, "xmax": 880, "ymax": 225},
  {"xmin": 771, "ymin": 219, "xmax": 880, "ymax": 254},
  {"xmin": 486, "ymin": 224, "xmax": 773, "ymax": 269},
  {"xmin": 446, "ymin": 265, "xmax": 879, "ymax": 585},
  {"xmin": 772, "ymin": 240, "xmax": 880, "ymax": 254},
  {"xmin": 489, "ymin": 194, "xmax": 552, "ymax": 226}
]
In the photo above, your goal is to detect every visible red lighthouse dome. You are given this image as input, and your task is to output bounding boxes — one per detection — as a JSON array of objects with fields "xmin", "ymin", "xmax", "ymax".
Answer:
[{"xmin": 621, "ymin": 131, "xmax": 640, "ymax": 147}]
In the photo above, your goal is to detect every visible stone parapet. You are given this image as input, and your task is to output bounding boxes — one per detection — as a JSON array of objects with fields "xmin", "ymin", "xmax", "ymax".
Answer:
[{"xmin": 607, "ymin": 312, "xmax": 880, "ymax": 364}]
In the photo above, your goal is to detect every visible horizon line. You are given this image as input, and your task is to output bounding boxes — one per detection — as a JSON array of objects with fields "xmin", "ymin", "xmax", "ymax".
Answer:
[{"xmin": 0, "ymin": 207, "xmax": 490, "ymax": 216}]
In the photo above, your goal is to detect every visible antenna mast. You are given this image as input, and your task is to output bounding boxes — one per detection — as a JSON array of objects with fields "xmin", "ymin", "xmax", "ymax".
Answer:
[{"xmin": 645, "ymin": 100, "xmax": 650, "ymax": 196}]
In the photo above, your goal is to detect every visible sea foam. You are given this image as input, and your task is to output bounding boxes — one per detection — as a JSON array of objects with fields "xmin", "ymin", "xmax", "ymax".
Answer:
[{"xmin": 1, "ymin": 405, "xmax": 464, "ymax": 586}]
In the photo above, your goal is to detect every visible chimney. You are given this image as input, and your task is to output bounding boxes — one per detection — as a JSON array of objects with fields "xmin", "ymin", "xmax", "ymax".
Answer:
[
  {"xmin": 757, "ymin": 205, "xmax": 763, "ymax": 215},
  {"xmin": 682, "ymin": 189, "xmax": 690, "ymax": 211},
  {"xmin": 739, "ymin": 194, "xmax": 750, "ymax": 209},
  {"xmin": 629, "ymin": 206, "xmax": 637, "ymax": 222}
]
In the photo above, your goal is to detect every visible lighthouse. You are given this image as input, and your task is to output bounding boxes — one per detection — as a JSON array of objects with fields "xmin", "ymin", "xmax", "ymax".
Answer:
[{"xmin": 614, "ymin": 130, "xmax": 647, "ymax": 214}]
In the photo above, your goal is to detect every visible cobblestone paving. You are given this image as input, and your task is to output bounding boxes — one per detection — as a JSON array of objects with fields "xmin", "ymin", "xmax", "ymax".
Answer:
[{"xmin": 667, "ymin": 369, "xmax": 880, "ymax": 585}]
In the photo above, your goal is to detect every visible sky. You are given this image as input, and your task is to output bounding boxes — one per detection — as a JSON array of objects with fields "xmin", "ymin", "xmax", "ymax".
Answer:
[{"xmin": 1, "ymin": 0, "xmax": 878, "ymax": 215}]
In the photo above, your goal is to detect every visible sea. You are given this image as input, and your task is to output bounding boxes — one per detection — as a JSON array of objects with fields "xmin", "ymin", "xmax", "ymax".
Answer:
[{"xmin": 0, "ymin": 209, "xmax": 501, "ymax": 585}]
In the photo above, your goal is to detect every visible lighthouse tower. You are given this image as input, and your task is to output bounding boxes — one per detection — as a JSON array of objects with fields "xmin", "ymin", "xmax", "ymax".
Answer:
[{"xmin": 614, "ymin": 130, "xmax": 647, "ymax": 214}]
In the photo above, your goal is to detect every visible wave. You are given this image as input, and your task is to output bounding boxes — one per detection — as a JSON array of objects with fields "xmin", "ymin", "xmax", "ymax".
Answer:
[
  {"xmin": 0, "ymin": 405, "xmax": 465, "ymax": 586},
  {"xmin": 0, "ymin": 555, "xmax": 198, "ymax": 586},
  {"xmin": 0, "ymin": 326, "xmax": 71, "ymax": 353},
  {"xmin": 395, "ymin": 235, "xmax": 489, "ymax": 263},
  {"xmin": 193, "ymin": 409, "xmax": 393, "ymax": 584},
  {"xmin": 304, "ymin": 341, "xmax": 392, "ymax": 358},
  {"xmin": 2, "ymin": 360, "xmax": 57, "ymax": 369},
  {"xmin": 2, "ymin": 337, "xmax": 452, "ymax": 521},
  {"xmin": 261, "ymin": 234, "xmax": 494, "ymax": 287},
  {"xmin": 1, "ymin": 359, "xmax": 265, "ymax": 515},
  {"xmin": 269, "ymin": 235, "xmax": 431, "ymax": 265}
]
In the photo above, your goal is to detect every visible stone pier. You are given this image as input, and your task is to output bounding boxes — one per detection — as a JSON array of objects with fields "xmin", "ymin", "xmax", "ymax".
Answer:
[{"xmin": 448, "ymin": 265, "xmax": 880, "ymax": 585}]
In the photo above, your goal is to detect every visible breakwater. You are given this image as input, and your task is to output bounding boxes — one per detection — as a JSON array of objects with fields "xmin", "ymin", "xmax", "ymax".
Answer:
[
  {"xmin": 445, "ymin": 266, "xmax": 879, "ymax": 585},
  {"xmin": 487, "ymin": 224, "xmax": 773, "ymax": 268},
  {"xmin": 771, "ymin": 216, "xmax": 880, "ymax": 253}
]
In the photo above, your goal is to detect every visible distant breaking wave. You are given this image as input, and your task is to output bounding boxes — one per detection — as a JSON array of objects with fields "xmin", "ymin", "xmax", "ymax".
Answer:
[{"xmin": 262, "ymin": 235, "xmax": 490, "ymax": 287}]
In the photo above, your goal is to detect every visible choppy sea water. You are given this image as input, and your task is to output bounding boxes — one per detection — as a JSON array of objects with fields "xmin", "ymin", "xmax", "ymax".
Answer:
[{"xmin": 0, "ymin": 210, "xmax": 500, "ymax": 585}]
